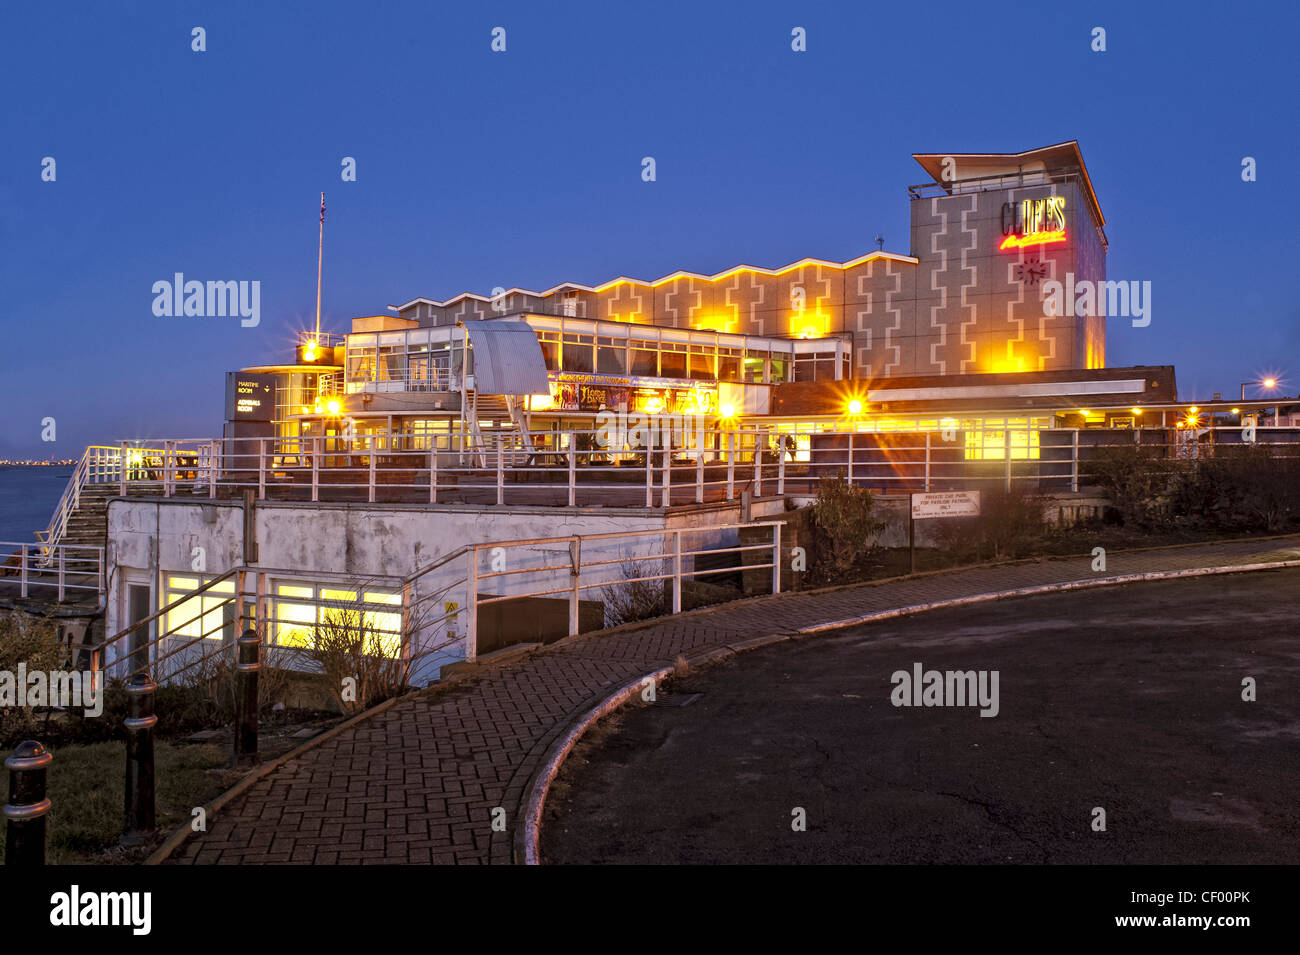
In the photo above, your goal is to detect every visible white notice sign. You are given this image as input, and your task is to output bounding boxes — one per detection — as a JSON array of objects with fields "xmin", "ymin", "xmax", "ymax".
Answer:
[{"xmin": 911, "ymin": 491, "xmax": 981, "ymax": 519}]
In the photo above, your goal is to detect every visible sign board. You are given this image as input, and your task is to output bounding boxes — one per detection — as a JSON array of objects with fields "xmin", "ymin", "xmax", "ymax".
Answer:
[
  {"xmin": 911, "ymin": 490, "xmax": 981, "ymax": 519},
  {"xmin": 225, "ymin": 372, "xmax": 276, "ymax": 421}
]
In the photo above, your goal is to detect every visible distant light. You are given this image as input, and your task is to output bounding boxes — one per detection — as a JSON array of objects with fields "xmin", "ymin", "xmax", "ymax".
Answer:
[
  {"xmin": 1231, "ymin": 407, "xmax": 1241, "ymax": 415},
  {"xmin": 1263, "ymin": 378, "xmax": 1277, "ymax": 389},
  {"xmin": 1176, "ymin": 421, "xmax": 1185, "ymax": 428},
  {"xmin": 848, "ymin": 399, "xmax": 863, "ymax": 415},
  {"xmin": 720, "ymin": 403, "xmax": 735, "ymax": 418},
  {"xmin": 326, "ymin": 399, "xmax": 341, "ymax": 415},
  {"xmin": 1131, "ymin": 408, "xmax": 1142, "ymax": 415},
  {"xmin": 300, "ymin": 406, "xmax": 310, "ymax": 415},
  {"xmin": 304, "ymin": 341, "xmax": 318, "ymax": 361},
  {"xmin": 1079, "ymin": 410, "xmax": 1091, "ymax": 417},
  {"xmin": 1189, "ymin": 406, "xmax": 1199, "ymax": 414}
]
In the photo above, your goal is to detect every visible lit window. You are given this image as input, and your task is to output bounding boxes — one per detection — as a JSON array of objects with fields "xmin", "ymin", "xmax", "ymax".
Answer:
[{"xmin": 163, "ymin": 576, "xmax": 237, "ymax": 641}]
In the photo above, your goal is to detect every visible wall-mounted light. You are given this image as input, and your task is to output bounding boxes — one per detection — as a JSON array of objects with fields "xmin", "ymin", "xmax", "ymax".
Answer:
[{"xmin": 847, "ymin": 399, "xmax": 863, "ymax": 415}]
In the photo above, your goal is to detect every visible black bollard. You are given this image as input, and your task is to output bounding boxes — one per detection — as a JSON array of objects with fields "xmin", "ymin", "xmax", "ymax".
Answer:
[
  {"xmin": 4, "ymin": 740, "xmax": 53, "ymax": 866},
  {"xmin": 233, "ymin": 628, "xmax": 260, "ymax": 767},
  {"xmin": 122, "ymin": 673, "xmax": 157, "ymax": 844}
]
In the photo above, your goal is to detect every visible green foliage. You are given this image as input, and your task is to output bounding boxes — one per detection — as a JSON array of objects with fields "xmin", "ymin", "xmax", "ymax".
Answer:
[
  {"xmin": 1083, "ymin": 445, "xmax": 1176, "ymax": 529},
  {"xmin": 933, "ymin": 484, "xmax": 1048, "ymax": 561},
  {"xmin": 1088, "ymin": 443, "xmax": 1300, "ymax": 533},
  {"xmin": 807, "ymin": 474, "xmax": 886, "ymax": 583}
]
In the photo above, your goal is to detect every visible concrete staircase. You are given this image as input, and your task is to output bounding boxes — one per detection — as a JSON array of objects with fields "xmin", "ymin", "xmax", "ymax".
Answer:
[{"xmin": 54, "ymin": 484, "xmax": 117, "ymax": 547}]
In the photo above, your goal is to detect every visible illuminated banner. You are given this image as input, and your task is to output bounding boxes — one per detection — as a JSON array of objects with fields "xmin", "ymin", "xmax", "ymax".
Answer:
[
  {"xmin": 224, "ymin": 372, "xmax": 275, "ymax": 421},
  {"xmin": 999, "ymin": 196, "xmax": 1067, "ymax": 250}
]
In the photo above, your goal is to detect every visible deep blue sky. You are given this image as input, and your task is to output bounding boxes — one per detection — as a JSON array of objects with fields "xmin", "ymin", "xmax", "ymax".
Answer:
[{"xmin": 1, "ymin": 0, "xmax": 1296, "ymax": 457}]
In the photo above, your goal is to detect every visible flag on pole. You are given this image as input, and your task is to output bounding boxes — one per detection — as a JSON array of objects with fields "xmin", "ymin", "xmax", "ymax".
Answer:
[{"xmin": 320, "ymin": 192, "xmax": 326, "ymax": 223}]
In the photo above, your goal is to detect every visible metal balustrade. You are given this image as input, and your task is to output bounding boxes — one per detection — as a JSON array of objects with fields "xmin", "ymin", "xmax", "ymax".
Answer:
[
  {"xmin": 47, "ymin": 425, "xmax": 1300, "ymax": 512},
  {"xmin": 0, "ymin": 542, "xmax": 104, "ymax": 603}
]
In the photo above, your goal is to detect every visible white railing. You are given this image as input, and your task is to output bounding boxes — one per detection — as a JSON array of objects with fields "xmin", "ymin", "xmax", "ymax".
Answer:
[
  {"xmin": 0, "ymin": 541, "xmax": 105, "ymax": 603},
  {"xmin": 85, "ymin": 425, "xmax": 1300, "ymax": 510},
  {"xmin": 36, "ymin": 445, "xmax": 126, "ymax": 551}
]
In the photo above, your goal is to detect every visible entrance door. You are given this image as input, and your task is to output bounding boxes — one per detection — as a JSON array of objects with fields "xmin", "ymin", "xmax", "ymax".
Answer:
[{"xmin": 126, "ymin": 584, "xmax": 152, "ymax": 675}]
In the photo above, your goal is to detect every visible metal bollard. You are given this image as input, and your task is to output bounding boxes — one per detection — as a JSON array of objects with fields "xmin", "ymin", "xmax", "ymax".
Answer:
[
  {"xmin": 233, "ymin": 628, "xmax": 261, "ymax": 767},
  {"xmin": 4, "ymin": 740, "xmax": 53, "ymax": 866},
  {"xmin": 122, "ymin": 673, "xmax": 157, "ymax": 844}
]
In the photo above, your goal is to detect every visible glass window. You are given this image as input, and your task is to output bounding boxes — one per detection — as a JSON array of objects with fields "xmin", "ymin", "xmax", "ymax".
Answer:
[
  {"xmin": 562, "ymin": 334, "xmax": 594, "ymax": 373},
  {"xmin": 659, "ymin": 346, "xmax": 687, "ymax": 378},
  {"xmin": 769, "ymin": 356, "xmax": 788, "ymax": 382},
  {"xmin": 630, "ymin": 341, "xmax": 657, "ymax": 376},
  {"xmin": 597, "ymin": 337, "xmax": 626, "ymax": 375},
  {"xmin": 718, "ymin": 348, "xmax": 741, "ymax": 381},
  {"xmin": 538, "ymin": 332, "xmax": 560, "ymax": 371},
  {"xmin": 163, "ymin": 576, "xmax": 236, "ymax": 641},
  {"xmin": 272, "ymin": 581, "xmax": 402, "ymax": 657},
  {"xmin": 688, "ymin": 346, "xmax": 714, "ymax": 381}
]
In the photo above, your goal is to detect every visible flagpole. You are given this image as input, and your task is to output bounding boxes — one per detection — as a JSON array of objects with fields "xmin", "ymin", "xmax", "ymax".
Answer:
[{"xmin": 314, "ymin": 192, "xmax": 325, "ymax": 342}]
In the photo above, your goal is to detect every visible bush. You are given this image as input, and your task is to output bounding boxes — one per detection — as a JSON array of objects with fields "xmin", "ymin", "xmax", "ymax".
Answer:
[
  {"xmin": 601, "ymin": 560, "xmax": 668, "ymax": 626},
  {"xmin": 1089, "ymin": 442, "xmax": 1300, "ymax": 533},
  {"xmin": 807, "ymin": 474, "xmax": 886, "ymax": 583},
  {"xmin": 304, "ymin": 604, "xmax": 410, "ymax": 714},
  {"xmin": 1084, "ymin": 445, "xmax": 1177, "ymax": 529},
  {"xmin": 0, "ymin": 614, "xmax": 68, "ymax": 742},
  {"xmin": 933, "ymin": 484, "xmax": 1049, "ymax": 562}
]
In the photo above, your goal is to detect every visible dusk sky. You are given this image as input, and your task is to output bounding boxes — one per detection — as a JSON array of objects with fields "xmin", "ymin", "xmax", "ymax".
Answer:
[{"xmin": 1, "ymin": 0, "xmax": 1296, "ymax": 457}]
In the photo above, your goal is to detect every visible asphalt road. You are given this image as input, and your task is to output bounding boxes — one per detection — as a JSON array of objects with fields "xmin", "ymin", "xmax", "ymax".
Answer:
[{"xmin": 541, "ymin": 569, "xmax": 1300, "ymax": 864}]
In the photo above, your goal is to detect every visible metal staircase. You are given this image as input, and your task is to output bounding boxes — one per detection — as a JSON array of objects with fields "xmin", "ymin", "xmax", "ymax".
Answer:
[{"xmin": 467, "ymin": 393, "xmax": 531, "ymax": 467}]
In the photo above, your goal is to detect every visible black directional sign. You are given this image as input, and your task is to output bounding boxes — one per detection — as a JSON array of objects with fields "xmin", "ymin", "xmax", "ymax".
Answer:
[{"xmin": 225, "ymin": 372, "xmax": 276, "ymax": 421}]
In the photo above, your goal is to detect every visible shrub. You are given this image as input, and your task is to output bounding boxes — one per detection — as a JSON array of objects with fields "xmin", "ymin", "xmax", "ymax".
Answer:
[
  {"xmin": 304, "ymin": 603, "xmax": 409, "ymax": 714},
  {"xmin": 1083, "ymin": 445, "xmax": 1177, "ymax": 529},
  {"xmin": 933, "ymin": 484, "xmax": 1048, "ymax": 562},
  {"xmin": 0, "ymin": 614, "xmax": 68, "ymax": 740},
  {"xmin": 601, "ymin": 560, "xmax": 668, "ymax": 626},
  {"xmin": 807, "ymin": 474, "xmax": 886, "ymax": 583}
]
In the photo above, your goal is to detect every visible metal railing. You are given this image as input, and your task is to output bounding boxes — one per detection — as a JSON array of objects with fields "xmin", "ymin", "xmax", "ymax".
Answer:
[
  {"xmin": 70, "ymin": 425, "xmax": 1300, "ymax": 510},
  {"xmin": 0, "ymin": 542, "xmax": 104, "ymax": 602}
]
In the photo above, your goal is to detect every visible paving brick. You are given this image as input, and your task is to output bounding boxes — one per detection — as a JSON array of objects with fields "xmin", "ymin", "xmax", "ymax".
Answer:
[{"xmin": 165, "ymin": 536, "xmax": 1300, "ymax": 865}]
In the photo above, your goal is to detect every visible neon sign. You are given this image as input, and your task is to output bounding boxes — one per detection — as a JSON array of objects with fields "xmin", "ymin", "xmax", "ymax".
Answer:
[{"xmin": 999, "ymin": 196, "xmax": 1067, "ymax": 251}]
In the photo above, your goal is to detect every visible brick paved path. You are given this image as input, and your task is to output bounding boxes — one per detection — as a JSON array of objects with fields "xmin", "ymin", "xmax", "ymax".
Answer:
[{"xmin": 168, "ymin": 535, "xmax": 1300, "ymax": 865}]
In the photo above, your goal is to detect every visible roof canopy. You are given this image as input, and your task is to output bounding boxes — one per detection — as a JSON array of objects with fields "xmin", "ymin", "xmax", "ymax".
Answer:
[
  {"xmin": 912, "ymin": 141, "xmax": 1104, "ymax": 229},
  {"xmin": 463, "ymin": 319, "xmax": 551, "ymax": 396}
]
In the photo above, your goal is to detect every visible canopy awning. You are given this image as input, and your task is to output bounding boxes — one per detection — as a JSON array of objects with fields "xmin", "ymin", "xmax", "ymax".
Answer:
[{"xmin": 463, "ymin": 319, "xmax": 551, "ymax": 395}]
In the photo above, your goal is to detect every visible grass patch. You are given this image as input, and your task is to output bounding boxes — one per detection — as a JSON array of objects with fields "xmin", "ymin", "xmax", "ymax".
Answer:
[{"xmin": 0, "ymin": 740, "xmax": 231, "ymax": 864}]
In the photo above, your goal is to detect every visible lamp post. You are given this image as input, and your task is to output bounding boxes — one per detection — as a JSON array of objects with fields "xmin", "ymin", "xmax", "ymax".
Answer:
[{"xmin": 1239, "ymin": 377, "xmax": 1277, "ymax": 401}]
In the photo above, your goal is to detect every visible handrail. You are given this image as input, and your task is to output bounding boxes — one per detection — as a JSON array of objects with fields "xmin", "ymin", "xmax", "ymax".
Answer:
[{"xmin": 96, "ymin": 567, "xmax": 243, "ymax": 651}]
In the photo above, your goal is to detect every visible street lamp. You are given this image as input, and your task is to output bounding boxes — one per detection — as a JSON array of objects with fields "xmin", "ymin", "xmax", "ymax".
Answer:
[{"xmin": 1240, "ymin": 377, "xmax": 1278, "ymax": 400}]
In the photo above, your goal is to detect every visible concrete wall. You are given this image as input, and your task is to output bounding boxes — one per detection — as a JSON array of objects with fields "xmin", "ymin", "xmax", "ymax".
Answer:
[{"xmin": 104, "ymin": 497, "xmax": 788, "ymax": 685}]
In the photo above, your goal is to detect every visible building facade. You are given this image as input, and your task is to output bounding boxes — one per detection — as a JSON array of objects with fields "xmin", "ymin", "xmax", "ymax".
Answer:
[{"xmin": 392, "ymin": 141, "xmax": 1107, "ymax": 381}]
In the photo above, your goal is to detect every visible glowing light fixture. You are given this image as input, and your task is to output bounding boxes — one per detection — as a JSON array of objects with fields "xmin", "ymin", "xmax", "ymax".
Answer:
[
  {"xmin": 1263, "ymin": 378, "xmax": 1277, "ymax": 388},
  {"xmin": 720, "ymin": 403, "xmax": 735, "ymax": 419},
  {"xmin": 1131, "ymin": 408, "xmax": 1142, "ymax": 416},
  {"xmin": 326, "ymin": 399, "xmax": 341, "ymax": 415},
  {"xmin": 847, "ymin": 399, "xmax": 863, "ymax": 415},
  {"xmin": 1231, "ymin": 407, "xmax": 1241, "ymax": 415},
  {"xmin": 1189, "ymin": 406, "xmax": 1199, "ymax": 414},
  {"xmin": 304, "ymin": 340, "xmax": 318, "ymax": 361},
  {"xmin": 999, "ymin": 229, "xmax": 1067, "ymax": 251}
]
